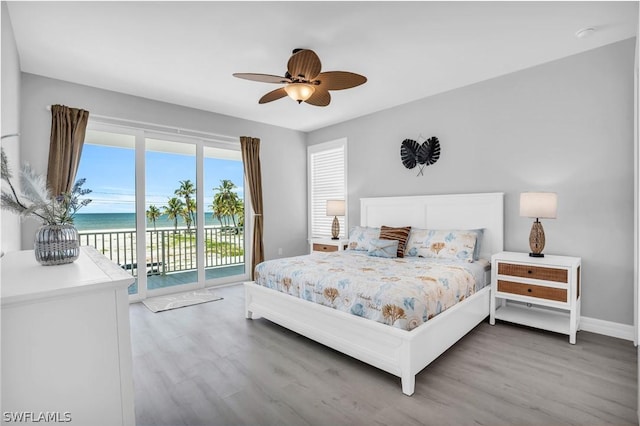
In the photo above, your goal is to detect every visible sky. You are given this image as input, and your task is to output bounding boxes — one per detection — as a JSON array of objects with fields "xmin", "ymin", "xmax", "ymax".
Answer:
[{"xmin": 75, "ymin": 144, "xmax": 244, "ymax": 214}]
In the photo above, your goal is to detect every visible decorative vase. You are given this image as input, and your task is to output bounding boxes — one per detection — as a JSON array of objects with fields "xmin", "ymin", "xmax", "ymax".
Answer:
[{"xmin": 34, "ymin": 224, "xmax": 80, "ymax": 265}]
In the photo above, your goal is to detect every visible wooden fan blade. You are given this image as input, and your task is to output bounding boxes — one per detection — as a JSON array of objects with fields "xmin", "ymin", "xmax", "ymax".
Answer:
[
  {"xmin": 305, "ymin": 87, "xmax": 331, "ymax": 107},
  {"xmin": 259, "ymin": 87, "xmax": 288, "ymax": 104},
  {"xmin": 315, "ymin": 71, "xmax": 367, "ymax": 91},
  {"xmin": 233, "ymin": 73, "xmax": 291, "ymax": 84},
  {"xmin": 287, "ymin": 49, "xmax": 322, "ymax": 81}
]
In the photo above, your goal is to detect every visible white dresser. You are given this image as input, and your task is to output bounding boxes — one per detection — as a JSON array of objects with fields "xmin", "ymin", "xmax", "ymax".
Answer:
[{"xmin": 1, "ymin": 246, "xmax": 136, "ymax": 425}]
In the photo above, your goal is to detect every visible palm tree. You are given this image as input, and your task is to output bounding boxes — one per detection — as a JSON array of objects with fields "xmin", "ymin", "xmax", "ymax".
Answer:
[
  {"xmin": 181, "ymin": 198, "xmax": 196, "ymax": 232},
  {"xmin": 175, "ymin": 180, "xmax": 196, "ymax": 227},
  {"xmin": 146, "ymin": 205, "xmax": 161, "ymax": 230},
  {"xmin": 164, "ymin": 197, "xmax": 184, "ymax": 233},
  {"xmin": 234, "ymin": 198, "xmax": 245, "ymax": 228},
  {"xmin": 211, "ymin": 179, "xmax": 240, "ymax": 229},
  {"xmin": 211, "ymin": 200, "xmax": 230, "ymax": 227}
]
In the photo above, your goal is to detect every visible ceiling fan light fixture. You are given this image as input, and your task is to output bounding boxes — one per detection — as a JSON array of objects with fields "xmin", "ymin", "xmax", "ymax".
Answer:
[
  {"xmin": 284, "ymin": 83, "xmax": 315, "ymax": 104},
  {"xmin": 234, "ymin": 49, "xmax": 366, "ymax": 106}
]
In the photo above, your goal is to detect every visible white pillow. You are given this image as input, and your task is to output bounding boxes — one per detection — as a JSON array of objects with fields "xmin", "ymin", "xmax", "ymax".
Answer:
[
  {"xmin": 405, "ymin": 229, "xmax": 479, "ymax": 263},
  {"xmin": 347, "ymin": 226, "xmax": 380, "ymax": 251}
]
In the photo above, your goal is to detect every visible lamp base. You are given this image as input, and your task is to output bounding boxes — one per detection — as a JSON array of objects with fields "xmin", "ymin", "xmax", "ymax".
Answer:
[
  {"xmin": 528, "ymin": 219, "xmax": 546, "ymax": 257},
  {"xmin": 331, "ymin": 216, "xmax": 340, "ymax": 240}
]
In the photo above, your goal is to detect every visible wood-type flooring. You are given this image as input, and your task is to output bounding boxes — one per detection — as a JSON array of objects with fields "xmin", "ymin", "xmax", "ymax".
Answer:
[{"xmin": 130, "ymin": 284, "xmax": 637, "ymax": 426}]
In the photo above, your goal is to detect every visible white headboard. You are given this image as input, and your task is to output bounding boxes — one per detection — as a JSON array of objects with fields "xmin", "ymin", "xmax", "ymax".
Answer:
[{"xmin": 360, "ymin": 192, "xmax": 504, "ymax": 260}]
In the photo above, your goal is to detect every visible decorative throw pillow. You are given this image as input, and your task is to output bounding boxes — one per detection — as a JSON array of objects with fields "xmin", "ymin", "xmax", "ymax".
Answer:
[
  {"xmin": 379, "ymin": 225, "xmax": 411, "ymax": 258},
  {"xmin": 406, "ymin": 229, "xmax": 478, "ymax": 262},
  {"xmin": 367, "ymin": 238, "xmax": 399, "ymax": 258},
  {"xmin": 347, "ymin": 226, "xmax": 380, "ymax": 251}
]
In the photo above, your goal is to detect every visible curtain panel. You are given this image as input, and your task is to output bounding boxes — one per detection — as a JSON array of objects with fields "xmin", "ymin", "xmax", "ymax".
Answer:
[
  {"xmin": 46, "ymin": 105, "xmax": 90, "ymax": 196},
  {"xmin": 240, "ymin": 136, "xmax": 264, "ymax": 279}
]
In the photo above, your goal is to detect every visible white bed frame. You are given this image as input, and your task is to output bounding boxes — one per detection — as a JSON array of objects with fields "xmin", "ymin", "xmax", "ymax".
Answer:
[{"xmin": 244, "ymin": 192, "xmax": 504, "ymax": 395}]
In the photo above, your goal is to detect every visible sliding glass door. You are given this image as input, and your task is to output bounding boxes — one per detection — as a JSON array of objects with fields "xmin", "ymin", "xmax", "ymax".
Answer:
[
  {"xmin": 204, "ymin": 146, "xmax": 246, "ymax": 280},
  {"xmin": 77, "ymin": 129, "xmax": 139, "ymax": 295},
  {"xmin": 77, "ymin": 123, "xmax": 249, "ymax": 301},
  {"xmin": 145, "ymin": 138, "xmax": 198, "ymax": 292}
]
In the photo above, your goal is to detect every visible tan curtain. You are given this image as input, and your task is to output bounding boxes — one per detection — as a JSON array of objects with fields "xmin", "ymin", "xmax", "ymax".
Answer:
[
  {"xmin": 46, "ymin": 105, "xmax": 90, "ymax": 196},
  {"xmin": 240, "ymin": 136, "xmax": 264, "ymax": 280}
]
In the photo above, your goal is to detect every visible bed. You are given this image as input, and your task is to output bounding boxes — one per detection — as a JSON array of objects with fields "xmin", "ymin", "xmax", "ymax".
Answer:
[{"xmin": 244, "ymin": 192, "xmax": 504, "ymax": 395}]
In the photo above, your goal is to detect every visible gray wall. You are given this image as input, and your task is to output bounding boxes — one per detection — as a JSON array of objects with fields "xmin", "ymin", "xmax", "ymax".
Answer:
[
  {"xmin": 1, "ymin": 2, "xmax": 22, "ymax": 254},
  {"xmin": 19, "ymin": 73, "xmax": 308, "ymax": 261},
  {"xmin": 308, "ymin": 39, "xmax": 636, "ymax": 326}
]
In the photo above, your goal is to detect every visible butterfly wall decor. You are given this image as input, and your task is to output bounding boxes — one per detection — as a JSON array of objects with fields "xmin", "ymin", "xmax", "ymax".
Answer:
[{"xmin": 400, "ymin": 136, "xmax": 441, "ymax": 176}]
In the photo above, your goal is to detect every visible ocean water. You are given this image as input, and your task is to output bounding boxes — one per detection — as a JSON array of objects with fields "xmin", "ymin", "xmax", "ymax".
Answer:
[{"xmin": 73, "ymin": 213, "xmax": 226, "ymax": 231}]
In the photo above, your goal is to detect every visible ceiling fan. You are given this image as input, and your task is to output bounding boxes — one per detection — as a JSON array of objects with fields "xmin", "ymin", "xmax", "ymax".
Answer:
[{"xmin": 233, "ymin": 48, "xmax": 367, "ymax": 107}]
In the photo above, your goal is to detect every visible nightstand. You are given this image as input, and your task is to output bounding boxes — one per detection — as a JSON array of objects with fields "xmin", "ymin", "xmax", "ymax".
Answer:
[
  {"xmin": 310, "ymin": 237, "xmax": 349, "ymax": 253},
  {"xmin": 490, "ymin": 251, "xmax": 581, "ymax": 344}
]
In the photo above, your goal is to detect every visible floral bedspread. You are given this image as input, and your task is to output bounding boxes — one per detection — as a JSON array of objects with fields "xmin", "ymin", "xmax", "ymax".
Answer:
[{"xmin": 254, "ymin": 251, "xmax": 484, "ymax": 331}]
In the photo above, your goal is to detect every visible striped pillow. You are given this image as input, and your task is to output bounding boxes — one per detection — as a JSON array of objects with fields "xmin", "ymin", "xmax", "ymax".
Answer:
[{"xmin": 379, "ymin": 226, "xmax": 411, "ymax": 258}]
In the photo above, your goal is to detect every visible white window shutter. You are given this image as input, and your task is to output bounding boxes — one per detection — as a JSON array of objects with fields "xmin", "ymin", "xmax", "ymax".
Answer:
[{"xmin": 309, "ymin": 142, "xmax": 346, "ymax": 238}]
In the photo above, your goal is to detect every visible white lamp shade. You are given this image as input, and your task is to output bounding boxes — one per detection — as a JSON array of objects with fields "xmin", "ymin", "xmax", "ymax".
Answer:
[
  {"xmin": 326, "ymin": 200, "xmax": 345, "ymax": 216},
  {"xmin": 520, "ymin": 192, "xmax": 557, "ymax": 219}
]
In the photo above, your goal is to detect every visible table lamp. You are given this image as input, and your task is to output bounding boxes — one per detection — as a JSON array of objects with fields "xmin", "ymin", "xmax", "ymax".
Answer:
[
  {"xmin": 326, "ymin": 200, "xmax": 345, "ymax": 240},
  {"xmin": 520, "ymin": 192, "xmax": 557, "ymax": 257}
]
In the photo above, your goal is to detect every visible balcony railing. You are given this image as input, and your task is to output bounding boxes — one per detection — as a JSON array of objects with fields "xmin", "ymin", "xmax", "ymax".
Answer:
[{"xmin": 79, "ymin": 226, "xmax": 244, "ymax": 277}]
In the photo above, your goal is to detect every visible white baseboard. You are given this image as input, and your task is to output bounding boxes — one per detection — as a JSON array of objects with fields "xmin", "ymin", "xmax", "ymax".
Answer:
[{"xmin": 580, "ymin": 316, "xmax": 635, "ymax": 342}]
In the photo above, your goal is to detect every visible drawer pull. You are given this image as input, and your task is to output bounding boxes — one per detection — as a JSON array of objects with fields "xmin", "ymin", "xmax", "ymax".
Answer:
[
  {"xmin": 527, "ymin": 288, "xmax": 532, "ymax": 293},
  {"xmin": 527, "ymin": 270, "xmax": 532, "ymax": 274}
]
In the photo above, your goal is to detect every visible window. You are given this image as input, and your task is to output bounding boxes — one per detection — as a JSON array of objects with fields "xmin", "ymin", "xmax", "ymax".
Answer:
[
  {"xmin": 77, "ymin": 122, "xmax": 248, "ymax": 302},
  {"xmin": 308, "ymin": 139, "xmax": 347, "ymax": 238}
]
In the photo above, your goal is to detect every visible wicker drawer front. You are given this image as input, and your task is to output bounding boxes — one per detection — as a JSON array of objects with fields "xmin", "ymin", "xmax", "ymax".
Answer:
[
  {"xmin": 313, "ymin": 243, "xmax": 338, "ymax": 252},
  {"xmin": 498, "ymin": 262, "xmax": 568, "ymax": 283},
  {"xmin": 497, "ymin": 280, "xmax": 567, "ymax": 302}
]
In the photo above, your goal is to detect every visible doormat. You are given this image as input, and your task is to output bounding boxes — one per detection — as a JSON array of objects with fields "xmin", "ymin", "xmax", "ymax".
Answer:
[{"xmin": 142, "ymin": 288, "xmax": 223, "ymax": 313}]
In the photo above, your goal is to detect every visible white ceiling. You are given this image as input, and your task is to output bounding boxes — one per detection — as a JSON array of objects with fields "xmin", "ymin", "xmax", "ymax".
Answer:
[{"xmin": 6, "ymin": 1, "xmax": 639, "ymax": 132}]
